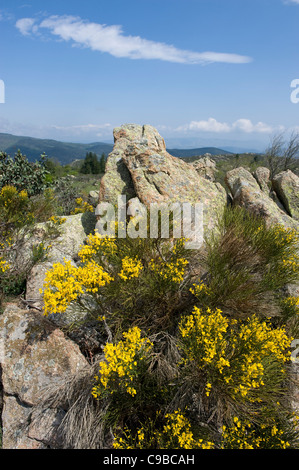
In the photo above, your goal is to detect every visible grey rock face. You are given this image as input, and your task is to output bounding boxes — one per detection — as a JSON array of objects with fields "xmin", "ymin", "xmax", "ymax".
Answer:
[{"xmin": 0, "ymin": 305, "xmax": 88, "ymax": 448}]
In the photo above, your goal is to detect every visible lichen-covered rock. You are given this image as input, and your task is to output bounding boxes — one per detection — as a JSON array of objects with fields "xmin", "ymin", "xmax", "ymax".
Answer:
[
  {"xmin": 99, "ymin": 124, "xmax": 227, "ymax": 235},
  {"xmin": 0, "ymin": 305, "xmax": 88, "ymax": 448},
  {"xmin": 272, "ymin": 170, "xmax": 299, "ymax": 221},
  {"xmin": 88, "ymin": 190, "xmax": 99, "ymax": 207},
  {"xmin": 191, "ymin": 156, "xmax": 217, "ymax": 181},
  {"xmin": 225, "ymin": 167, "xmax": 299, "ymax": 230},
  {"xmin": 99, "ymin": 125, "xmax": 139, "ymax": 205},
  {"xmin": 253, "ymin": 167, "xmax": 270, "ymax": 193}
]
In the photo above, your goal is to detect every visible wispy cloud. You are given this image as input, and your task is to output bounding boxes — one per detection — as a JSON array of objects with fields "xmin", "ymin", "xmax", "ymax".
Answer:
[
  {"xmin": 15, "ymin": 17, "xmax": 39, "ymax": 35},
  {"xmin": 178, "ymin": 118, "xmax": 277, "ymax": 134},
  {"xmin": 51, "ymin": 123, "xmax": 112, "ymax": 138},
  {"xmin": 15, "ymin": 14, "xmax": 252, "ymax": 65},
  {"xmin": 51, "ymin": 123, "xmax": 111, "ymax": 131}
]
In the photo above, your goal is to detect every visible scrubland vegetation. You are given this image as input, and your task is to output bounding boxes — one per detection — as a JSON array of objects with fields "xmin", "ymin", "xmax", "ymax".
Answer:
[{"xmin": 1, "ymin": 148, "xmax": 299, "ymax": 449}]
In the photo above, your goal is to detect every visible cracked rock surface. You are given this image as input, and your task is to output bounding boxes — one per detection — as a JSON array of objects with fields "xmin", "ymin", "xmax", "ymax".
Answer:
[{"xmin": 0, "ymin": 305, "xmax": 87, "ymax": 448}]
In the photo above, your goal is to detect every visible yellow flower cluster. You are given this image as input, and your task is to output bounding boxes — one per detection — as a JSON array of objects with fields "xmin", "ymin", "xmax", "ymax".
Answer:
[
  {"xmin": 0, "ymin": 238, "xmax": 12, "ymax": 273},
  {"xmin": 92, "ymin": 327, "xmax": 153, "ymax": 399},
  {"xmin": 0, "ymin": 256, "xmax": 10, "ymax": 273},
  {"xmin": 221, "ymin": 416, "xmax": 290, "ymax": 449},
  {"xmin": 42, "ymin": 258, "xmax": 113, "ymax": 315},
  {"xmin": 179, "ymin": 306, "xmax": 229, "ymax": 367},
  {"xmin": 179, "ymin": 307, "xmax": 291, "ymax": 400},
  {"xmin": 238, "ymin": 315, "xmax": 291, "ymax": 363},
  {"xmin": 78, "ymin": 234, "xmax": 117, "ymax": 263},
  {"xmin": 113, "ymin": 411, "xmax": 215, "ymax": 449},
  {"xmin": 272, "ymin": 225, "xmax": 299, "ymax": 247},
  {"xmin": 1, "ymin": 185, "xmax": 26, "ymax": 199},
  {"xmin": 281, "ymin": 254, "xmax": 299, "ymax": 274},
  {"xmin": 190, "ymin": 282, "xmax": 211, "ymax": 297},
  {"xmin": 149, "ymin": 257, "xmax": 189, "ymax": 284},
  {"xmin": 0, "ymin": 185, "xmax": 28, "ymax": 204},
  {"xmin": 171, "ymin": 237, "xmax": 188, "ymax": 254},
  {"xmin": 71, "ymin": 198, "xmax": 94, "ymax": 214},
  {"xmin": 48, "ymin": 215, "xmax": 66, "ymax": 225},
  {"xmin": 118, "ymin": 256, "xmax": 143, "ymax": 281},
  {"xmin": 76, "ymin": 260, "xmax": 114, "ymax": 293},
  {"xmin": 161, "ymin": 411, "xmax": 214, "ymax": 449},
  {"xmin": 284, "ymin": 296, "xmax": 299, "ymax": 313}
]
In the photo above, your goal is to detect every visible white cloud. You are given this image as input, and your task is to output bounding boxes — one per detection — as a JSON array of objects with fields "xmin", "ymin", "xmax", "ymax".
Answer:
[
  {"xmin": 232, "ymin": 119, "xmax": 273, "ymax": 134},
  {"xmin": 15, "ymin": 14, "xmax": 252, "ymax": 65},
  {"xmin": 186, "ymin": 118, "xmax": 231, "ymax": 133},
  {"xmin": 51, "ymin": 123, "xmax": 111, "ymax": 131},
  {"xmin": 15, "ymin": 17, "xmax": 37, "ymax": 35},
  {"xmin": 179, "ymin": 118, "xmax": 275, "ymax": 134},
  {"xmin": 284, "ymin": 0, "xmax": 299, "ymax": 4}
]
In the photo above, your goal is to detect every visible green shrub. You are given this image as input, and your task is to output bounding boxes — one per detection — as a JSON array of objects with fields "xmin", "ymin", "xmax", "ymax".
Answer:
[
  {"xmin": 39, "ymin": 206, "xmax": 299, "ymax": 449},
  {"xmin": 0, "ymin": 185, "xmax": 62, "ymax": 309},
  {"xmin": 0, "ymin": 151, "xmax": 49, "ymax": 196}
]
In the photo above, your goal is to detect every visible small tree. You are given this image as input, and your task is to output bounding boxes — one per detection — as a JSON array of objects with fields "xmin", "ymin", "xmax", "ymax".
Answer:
[
  {"xmin": 0, "ymin": 151, "xmax": 49, "ymax": 196},
  {"xmin": 234, "ymin": 153, "xmax": 240, "ymax": 168},
  {"xmin": 265, "ymin": 131, "xmax": 299, "ymax": 178},
  {"xmin": 80, "ymin": 152, "xmax": 101, "ymax": 175},
  {"xmin": 99, "ymin": 153, "xmax": 106, "ymax": 173}
]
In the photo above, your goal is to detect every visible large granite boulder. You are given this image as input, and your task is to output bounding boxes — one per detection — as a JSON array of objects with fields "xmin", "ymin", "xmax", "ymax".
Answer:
[
  {"xmin": 0, "ymin": 304, "xmax": 88, "ymax": 448},
  {"xmin": 99, "ymin": 124, "xmax": 227, "ymax": 235},
  {"xmin": 225, "ymin": 167, "xmax": 299, "ymax": 230},
  {"xmin": 272, "ymin": 170, "xmax": 299, "ymax": 221}
]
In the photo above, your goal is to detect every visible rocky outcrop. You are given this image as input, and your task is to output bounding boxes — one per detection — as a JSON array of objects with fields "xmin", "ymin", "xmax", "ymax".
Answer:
[
  {"xmin": 0, "ymin": 304, "xmax": 88, "ymax": 448},
  {"xmin": 272, "ymin": 170, "xmax": 299, "ymax": 221},
  {"xmin": 99, "ymin": 124, "xmax": 227, "ymax": 234},
  {"xmin": 191, "ymin": 156, "xmax": 217, "ymax": 182},
  {"xmin": 225, "ymin": 167, "xmax": 299, "ymax": 230}
]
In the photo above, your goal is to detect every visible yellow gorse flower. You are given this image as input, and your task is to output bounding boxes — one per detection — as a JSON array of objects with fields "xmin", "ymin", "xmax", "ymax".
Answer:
[
  {"xmin": 71, "ymin": 197, "xmax": 94, "ymax": 214},
  {"xmin": 42, "ymin": 258, "xmax": 113, "ymax": 315},
  {"xmin": 118, "ymin": 256, "xmax": 143, "ymax": 281},
  {"xmin": 113, "ymin": 410, "xmax": 215, "ymax": 449},
  {"xmin": 78, "ymin": 234, "xmax": 117, "ymax": 262},
  {"xmin": 179, "ymin": 307, "xmax": 291, "ymax": 400},
  {"xmin": 149, "ymin": 257, "xmax": 189, "ymax": 284},
  {"xmin": 161, "ymin": 411, "xmax": 214, "ymax": 449},
  {"xmin": 0, "ymin": 256, "xmax": 10, "ymax": 273},
  {"xmin": 221, "ymin": 417, "xmax": 291, "ymax": 449},
  {"xmin": 190, "ymin": 282, "xmax": 211, "ymax": 297},
  {"xmin": 48, "ymin": 215, "xmax": 66, "ymax": 225},
  {"xmin": 92, "ymin": 326, "xmax": 153, "ymax": 399}
]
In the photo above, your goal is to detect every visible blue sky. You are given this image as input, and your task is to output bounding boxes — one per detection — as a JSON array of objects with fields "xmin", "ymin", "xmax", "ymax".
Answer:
[{"xmin": 1, "ymin": 0, "xmax": 299, "ymax": 151}]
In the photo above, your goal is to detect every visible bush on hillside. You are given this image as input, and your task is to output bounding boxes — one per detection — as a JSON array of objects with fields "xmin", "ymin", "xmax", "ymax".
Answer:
[
  {"xmin": 0, "ymin": 185, "xmax": 63, "ymax": 310},
  {"xmin": 0, "ymin": 151, "xmax": 49, "ymax": 196},
  {"xmin": 38, "ymin": 206, "xmax": 299, "ymax": 449}
]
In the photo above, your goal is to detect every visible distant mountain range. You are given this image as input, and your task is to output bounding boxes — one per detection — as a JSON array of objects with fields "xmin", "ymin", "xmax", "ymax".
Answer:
[{"xmin": 0, "ymin": 132, "xmax": 234, "ymax": 165}]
